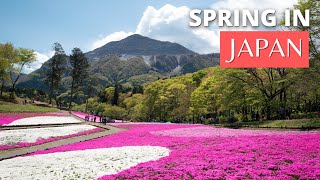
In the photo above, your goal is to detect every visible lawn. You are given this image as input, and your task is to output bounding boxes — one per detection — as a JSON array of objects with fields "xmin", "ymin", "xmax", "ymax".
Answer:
[
  {"xmin": 0, "ymin": 104, "xmax": 60, "ymax": 113},
  {"xmin": 241, "ymin": 119, "xmax": 320, "ymax": 128}
]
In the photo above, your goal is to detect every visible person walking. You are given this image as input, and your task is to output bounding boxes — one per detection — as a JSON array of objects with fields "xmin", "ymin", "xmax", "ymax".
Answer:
[{"xmin": 200, "ymin": 116, "xmax": 205, "ymax": 124}]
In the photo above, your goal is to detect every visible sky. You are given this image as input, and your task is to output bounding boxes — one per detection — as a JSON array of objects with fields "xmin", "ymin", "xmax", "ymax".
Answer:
[{"xmin": 0, "ymin": 0, "xmax": 297, "ymax": 73}]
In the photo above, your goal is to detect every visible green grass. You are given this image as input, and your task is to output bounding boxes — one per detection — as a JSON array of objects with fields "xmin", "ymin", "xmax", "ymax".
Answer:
[
  {"xmin": 242, "ymin": 119, "xmax": 320, "ymax": 128},
  {"xmin": 0, "ymin": 104, "xmax": 60, "ymax": 113}
]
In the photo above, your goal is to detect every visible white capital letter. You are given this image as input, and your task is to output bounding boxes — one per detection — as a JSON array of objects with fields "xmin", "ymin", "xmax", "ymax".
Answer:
[
  {"xmin": 287, "ymin": 39, "xmax": 302, "ymax": 57},
  {"xmin": 238, "ymin": 39, "xmax": 254, "ymax": 57},
  {"xmin": 204, "ymin": 10, "xmax": 216, "ymax": 27},
  {"xmin": 269, "ymin": 39, "xmax": 285, "ymax": 57},
  {"xmin": 256, "ymin": 39, "xmax": 269, "ymax": 57},
  {"xmin": 261, "ymin": 9, "xmax": 276, "ymax": 27},
  {"xmin": 219, "ymin": 10, "xmax": 232, "ymax": 27},
  {"xmin": 293, "ymin": 9, "xmax": 309, "ymax": 27},
  {"xmin": 190, "ymin": 9, "xmax": 202, "ymax": 27}
]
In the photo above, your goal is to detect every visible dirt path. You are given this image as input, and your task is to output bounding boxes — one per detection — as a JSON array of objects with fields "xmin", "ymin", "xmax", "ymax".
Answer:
[{"xmin": 0, "ymin": 123, "xmax": 126, "ymax": 160}]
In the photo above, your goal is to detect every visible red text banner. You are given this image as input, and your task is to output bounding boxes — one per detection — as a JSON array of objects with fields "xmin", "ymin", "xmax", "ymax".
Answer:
[{"xmin": 220, "ymin": 31, "xmax": 309, "ymax": 68}]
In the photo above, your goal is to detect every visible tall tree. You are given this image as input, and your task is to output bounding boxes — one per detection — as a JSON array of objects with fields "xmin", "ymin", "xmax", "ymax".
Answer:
[
  {"xmin": 0, "ymin": 43, "xmax": 12, "ymax": 95},
  {"xmin": 9, "ymin": 48, "xmax": 36, "ymax": 96},
  {"xmin": 46, "ymin": 43, "xmax": 66, "ymax": 105},
  {"xmin": 112, "ymin": 83, "xmax": 120, "ymax": 106},
  {"xmin": 69, "ymin": 48, "xmax": 89, "ymax": 109},
  {"xmin": 105, "ymin": 87, "xmax": 115, "ymax": 104}
]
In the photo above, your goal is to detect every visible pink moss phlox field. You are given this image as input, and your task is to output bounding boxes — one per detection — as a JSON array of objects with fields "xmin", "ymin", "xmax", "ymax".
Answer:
[
  {"xmin": 30, "ymin": 124, "xmax": 320, "ymax": 179},
  {"xmin": 0, "ymin": 112, "xmax": 67, "ymax": 125},
  {"xmin": 151, "ymin": 126, "xmax": 319, "ymax": 137},
  {"xmin": 0, "ymin": 127, "xmax": 104, "ymax": 151}
]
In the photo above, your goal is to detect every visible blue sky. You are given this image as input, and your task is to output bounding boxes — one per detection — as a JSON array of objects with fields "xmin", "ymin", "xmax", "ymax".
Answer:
[
  {"xmin": 0, "ymin": 0, "xmax": 297, "ymax": 73},
  {"xmin": 0, "ymin": 0, "xmax": 211, "ymax": 53}
]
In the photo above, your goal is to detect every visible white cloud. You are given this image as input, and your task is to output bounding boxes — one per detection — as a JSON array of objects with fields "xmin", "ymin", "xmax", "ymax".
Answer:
[
  {"xmin": 91, "ymin": 31, "xmax": 134, "ymax": 50},
  {"xmin": 23, "ymin": 51, "xmax": 53, "ymax": 74},
  {"xmin": 136, "ymin": 4, "xmax": 219, "ymax": 54},
  {"xmin": 91, "ymin": 1, "xmax": 298, "ymax": 54}
]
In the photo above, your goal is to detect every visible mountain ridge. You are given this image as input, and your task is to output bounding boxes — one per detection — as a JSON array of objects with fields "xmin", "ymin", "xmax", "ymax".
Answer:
[
  {"xmin": 18, "ymin": 34, "xmax": 219, "ymax": 93},
  {"xmin": 85, "ymin": 34, "xmax": 196, "ymax": 60}
]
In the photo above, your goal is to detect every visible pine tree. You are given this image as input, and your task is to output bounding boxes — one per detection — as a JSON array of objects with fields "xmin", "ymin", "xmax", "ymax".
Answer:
[
  {"xmin": 112, "ymin": 83, "xmax": 119, "ymax": 105},
  {"xmin": 69, "ymin": 48, "xmax": 89, "ymax": 109},
  {"xmin": 46, "ymin": 43, "xmax": 66, "ymax": 105}
]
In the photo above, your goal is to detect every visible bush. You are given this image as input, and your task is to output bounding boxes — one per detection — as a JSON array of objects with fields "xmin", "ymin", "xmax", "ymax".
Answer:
[
  {"xmin": 72, "ymin": 104, "xmax": 86, "ymax": 112},
  {"xmin": 218, "ymin": 116, "xmax": 227, "ymax": 123},
  {"xmin": 103, "ymin": 104, "xmax": 127, "ymax": 119},
  {"xmin": 202, "ymin": 118, "xmax": 216, "ymax": 125},
  {"xmin": 291, "ymin": 112, "xmax": 319, "ymax": 119},
  {"xmin": 227, "ymin": 115, "xmax": 238, "ymax": 123}
]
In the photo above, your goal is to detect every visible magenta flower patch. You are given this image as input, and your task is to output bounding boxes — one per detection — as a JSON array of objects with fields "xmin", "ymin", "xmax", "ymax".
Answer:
[
  {"xmin": 29, "ymin": 123, "xmax": 320, "ymax": 179},
  {"xmin": 151, "ymin": 126, "xmax": 319, "ymax": 137}
]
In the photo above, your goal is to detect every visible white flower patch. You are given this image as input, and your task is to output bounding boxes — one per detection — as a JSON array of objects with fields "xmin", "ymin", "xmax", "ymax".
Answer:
[
  {"xmin": 0, "ymin": 146, "xmax": 170, "ymax": 180},
  {"xmin": 5, "ymin": 116, "xmax": 81, "ymax": 126},
  {"xmin": 0, "ymin": 125, "xmax": 96, "ymax": 145}
]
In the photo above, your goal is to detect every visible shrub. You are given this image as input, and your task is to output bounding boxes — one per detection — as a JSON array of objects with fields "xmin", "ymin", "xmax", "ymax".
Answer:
[
  {"xmin": 227, "ymin": 115, "xmax": 238, "ymax": 123},
  {"xmin": 103, "ymin": 104, "xmax": 127, "ymax": 119},
  {"xmin": 291, "ymin": 112, "xmax": 319, "ymax": 119},
  {"xmin": 218, "ymin": 116, "xmax": 227, "ymax": 123}
]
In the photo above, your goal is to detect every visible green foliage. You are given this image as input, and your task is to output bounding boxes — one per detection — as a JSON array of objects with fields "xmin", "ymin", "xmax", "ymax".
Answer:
[
  {"xmin": 140, "ymin": 72, "xmax": 197, "ymax": 122},
  {"xmin": 103, "ymin": 104, "xmax": 127, "ymax": 119},
  {"xmin": 11, "ymin": 48, "xmax": 36, "ymax": 86},
  {"xmin": 0, "ymin": 43, "xmax": 36, "ymax": 98},
  {"xmin": 127, "ymin": 71, "xmax": 164, "ymax": 87},
  {"xmin": 69, "ymin": 48, "xmax": 89, "ymax": 108},
  {"xmin": 242, "ymin": 119, "xmax": 320, "ymax": 128},
  {"xmin": 190, "ymin": 76, "xmax": 216, "ymax": 117},
  {"xmin": 124, "ymin": 93, "xmax": 144, "ymax": 121},
  {"xmin": 46, "ymin": 42, "xmax": 66, "ymax": 104},
  {"xmin": 105, "ymin": 87, "xmax": 115, "ymax": 104}
]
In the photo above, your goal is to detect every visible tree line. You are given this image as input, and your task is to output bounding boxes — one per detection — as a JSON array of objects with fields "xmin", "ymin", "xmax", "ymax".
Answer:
[
  {"xmin": 44, "ymin": 43, "xmax": 89, "ymax": 109},
  {"xmin": 0, "ymin": 42, "xmax": 89, "ymax": 109}
]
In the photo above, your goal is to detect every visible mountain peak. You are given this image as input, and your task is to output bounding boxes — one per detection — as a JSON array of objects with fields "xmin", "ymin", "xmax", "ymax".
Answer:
[
  {"xmin": 124, "ymin": 34, "xmax": 145, "ymax": 39},
  {"xmin": 86, "ymin": 34, "xmax": 196, "ymax": 60}
]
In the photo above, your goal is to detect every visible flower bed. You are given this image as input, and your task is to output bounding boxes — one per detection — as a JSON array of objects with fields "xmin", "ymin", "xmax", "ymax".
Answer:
[
  {"xmin": 0, "ymin": 125, "xmax": 104, "ymax": 151},
  {"xmin": 151, "ymin": 126, "xmax": 319, "ymax": 137},
  {"xmin": 1, "ymin": 123, "xmax": 319, "ymax": 179},
  {"xmin": 0, "ymin": 146, "xmax": 169, "ymax": 179},
  {"xmin": 3, "ymin": 116, "xmax": 81, "ymax": 126},
  {"xmin": 0, "ymin": 112, "xmax": 67, "ymax": 125}
]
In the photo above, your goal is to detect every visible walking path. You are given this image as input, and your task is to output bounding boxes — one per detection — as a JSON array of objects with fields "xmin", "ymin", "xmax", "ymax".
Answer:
[{"xmin": 0, "ymin": 117, "xmax": 126, "ymax": 160}]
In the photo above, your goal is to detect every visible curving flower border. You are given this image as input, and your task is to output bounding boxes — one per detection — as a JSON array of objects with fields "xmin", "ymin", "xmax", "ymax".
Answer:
[{"xmin": 27, "ymin": 123, "xmax": 320, "ymax": 179}]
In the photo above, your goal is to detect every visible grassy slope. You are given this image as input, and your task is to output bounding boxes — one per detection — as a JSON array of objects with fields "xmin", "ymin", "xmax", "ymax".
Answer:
[
  {"xmin": 242, "ymin": 119, "xmax": 320, "ymax": 128},
  {"xmin": 0, "ymin": 104, "xmax": 60, "ymax": 113}
]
